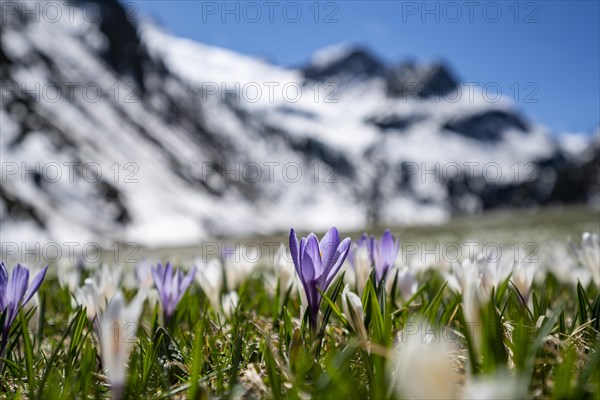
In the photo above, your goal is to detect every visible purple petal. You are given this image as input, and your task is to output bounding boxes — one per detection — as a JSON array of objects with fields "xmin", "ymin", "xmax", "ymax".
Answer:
[
  {"xmin": 176, "ymin": 269, "xmax": 184, "ymax": 287},
  {"xmin": 7, "ymin": 264, "xmax": 28, "ymax": 307},
  {"xmin": 299, "ymin": 250, "xmax": 318, "ymax": 308},
  {"xmin": 297, "ymin": 237, "xmax": 308, "ymax": 281},
  {"xmin": 23, "ymin": 265, "xmax": 48, "ymax": 305},
  {"xmin": 301, "ymin": 241, "xmax": 316, "ymax": 284},
  {"xmin": 5, "ymin": 305, "xmax": 17, "ymax": 333},
  {"xmin": 380, "ymin": 230, "xmax": 397, "ymax": 262},
  {"xmin": 299, "ymin": 237, "xmax": 307, "ymax": 261},
  {"xmin": 289, "ymin": 228, "xmax": 300, "ymax": 271},
  {"xmin": 369, "ymin": 235, "xmax": 376, "ymax": 265},
  {"xmin": 177, "ymin": 267, "xmax": 196, "ymax": 302},
  {"xmin": 156, "ymin": 262, "xmax": 166, "ymax": 278},
  {"xmin": 305, "ymin": 233, "xmax": 323, "ymax": 276},
  {"xmin": 0, "ymin": 262, "xmax": 8, "ymax": 290},
  {"xmin": 325, "ymin": 237, "xmax": 351, "ymax": 287},
  {"xmin": 319, "ymin": 227, "xmax": 340, "ymax": 274},
  {"xmin": 0, "ymin": 263, "xmax": 8, "ymax": 310},
  {"xmin": 151, "ymin": 264, "xmax": 166, "ymax": 303},
  {"xmin": 373, "ymin": 230, "xmax": 399, "ymax": 282},
  {"xmin": 164, "ymin": 264, "xmax": 175, "ymax": 310},
  {"xmin": 356, "ymin": 233, "xmax": 368, "ymax": 247},
  {"xmin": 164, "ymin": 263, "xmax": 173, "ymax": 292},
  {"xmin": 151, "ymin": 264, "xmax": 161, "ymax": 288}
]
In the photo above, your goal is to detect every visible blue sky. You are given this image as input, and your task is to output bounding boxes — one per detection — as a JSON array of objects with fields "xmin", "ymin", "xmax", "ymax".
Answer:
[{"xmin": 130, "ymin": 0, "xmax": 599, "ymax": 133}]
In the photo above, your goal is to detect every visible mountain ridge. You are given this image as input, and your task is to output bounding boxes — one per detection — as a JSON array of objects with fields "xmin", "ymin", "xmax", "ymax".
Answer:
[{"xmin": 1, "ymin": 0, "xmax": 598, "ymax": 250}]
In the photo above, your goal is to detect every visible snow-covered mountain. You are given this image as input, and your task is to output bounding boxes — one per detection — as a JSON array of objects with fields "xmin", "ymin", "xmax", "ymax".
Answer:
[{"xmin": 1, "ymin": 0, "xmax": 598, "ymax": 248}]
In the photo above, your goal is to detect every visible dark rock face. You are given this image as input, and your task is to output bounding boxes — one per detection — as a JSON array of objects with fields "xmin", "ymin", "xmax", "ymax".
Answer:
[
  {"xmin": 443, "ymin": 110, "xmax": 530, "ymax": 142},
  {"xmin": 366, "ymin": 114, "xmax": 425, "ymax": 132},
  {"xmin": 386, "ymin": 62, "xmax": 458, "ymax": 99},
  {"xmin": 0, "ymin": 184, "xmax": 45, "ymax": 228},
  {"xmin": 443, "ymin": 145, "xmax": 600, "ymax": 212},
  {"xmin": 547, "ymin": 144, "xmax": 600, "ymax": 205},
  {"xmin": 86, "ymin": 0, "xmax": 149, "ymax": 89},
  {"xmin": 303, "ymin": 48, "xmax": 385, "ymax": 82}
]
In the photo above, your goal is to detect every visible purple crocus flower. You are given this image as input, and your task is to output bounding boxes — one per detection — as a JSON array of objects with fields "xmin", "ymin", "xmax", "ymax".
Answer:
[
  {"xmin": 370, "ymin": 230, "xmax": 400, "ymax": 284},
  {"xmin": 347, "ymin": 230, "xmax": 400, "ymax": 286},
  {"xmin": 151, "ymin": 262, "xmax": 196, "ymax": 323},
  {"xmin": 289, "ymin": 227, "xmax": 351, "ymax": 331},
  {"xmin": 0, "ymin": 262, "xmax": 48, "ymax": 352}
]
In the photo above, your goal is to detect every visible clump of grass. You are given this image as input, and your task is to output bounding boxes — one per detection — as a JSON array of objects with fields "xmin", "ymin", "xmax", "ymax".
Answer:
[{"xmin": 0, "ymin": 232, "xmax": 599, "ymax": 399}]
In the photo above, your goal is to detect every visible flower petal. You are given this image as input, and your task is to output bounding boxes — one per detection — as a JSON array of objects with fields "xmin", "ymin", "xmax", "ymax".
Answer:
[
  {"xmin": 325, "ymin": 237, "xmax": 351, "ymax": 287},
  {"xmin": 176, "ymin": 267, "xmax": 196, "ymax": 304},
  {"xmin": 7, "ymin": 264, "xmax": 29, "ymax": 308},
  {"xmin": 151, "ymin": 263, "xmax": 167, "ymax": 305},
  {"xmin": 0, "ymin": 262, "xmax": 8, "ymax": 290},
  {"xmin": 380, "ymin": 230, "xmax": 397, "ymax": 262},
  {"xmin": 23, "ymin": 265, "xmax": 48, "ymax": 305},
  {"xmin": 320, "ymin": 227, "xmax": 341, "ymax": 274},
  {"xmin": 0, "ymin": 262, "xmax": 8, "ymax": 310},
  {"xmin": 299, "ymin": 250, "xmax": 318, "ymax": 310},
  {"xmin": 289, "ymin": 228, "xmax": 300, "ymax": 271},
  {"xmin": 305, "ymin": 233, "xmax": 323, "ymax": 277}
]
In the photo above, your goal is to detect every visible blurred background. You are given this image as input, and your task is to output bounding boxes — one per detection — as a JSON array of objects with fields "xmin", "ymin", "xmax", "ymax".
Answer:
[{"xmin": 1, "ymin": 0, "xmax": 599, "ymax": 263}]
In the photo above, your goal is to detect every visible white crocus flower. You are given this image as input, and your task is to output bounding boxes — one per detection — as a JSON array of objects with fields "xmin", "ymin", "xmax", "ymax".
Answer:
[
  {"xmin": 133, "ymin": 261, "xmax": 159, "ymax": 309},
  {"xmin": 389, "ymin": 322, "xmax": 459, "ymax": 399},
  {"xmin": 390, "ymin": 266, "xmax": 418, "ymax": 303},
  {"xmin": 57, "ymin": 264, "xmax": 81, "ymax": 293},
  {"xmin": 462, "ymin": 370, "xmax": 527, "ymax": 399},
  {"xmin": 352, "ymin": 245, "xmax": 372, "ymax": 295},
  {"xmin": 92, "ymin": 264, "xmax": 122, "ymax": 306},
  {"xmin": 477, "ymin": 255, "xmax": 511, "ymax": 300},
  {"xmin": 196, "ymin": 259, "xmax": 224, "ymax": 311},
  {"xmin": 341, "ymin": 285, "xmax": 368, "ymax": 341},
  {"xmin": 224, "ymin": 245, "xmax": 259, "ymax": 289},
  {"xmin": 461, "ymin": 271, "xmax": 484, "ymax": 357},
  {"xmin": 74, "ymin": 264, "xmax": 122, "ymax": 320},
  {"xmin": 75, "ymin": 279, "xmax": 102, "ymax": 320},
  {"xmin": 447, "ymin": 259, "xmax": 479, "ymax": 295},
  {"xmin": 135, "ymin": 261, "xmax": 154, "ymax": 291},
  {"xmin": 221, "ymin": 291, "xmax": 239, "ymax": 319},
  {"xmin": 263, "ymin": 274, "xmax": 278, "ymax": 298},
  {"xmin": 449, "ymin": 255, "xmax": 510, "ymax": 302},
  {"xmin": 98, "ymin": 291, "xmax": 143, "ymax": 399},
  {"xmin": 578, "ymin": 232, "xmax": 600, "ymax": 287},
  {"xmin": 511, "ymin": 261, "xmax": 535, "ymax": 303},
  {"xmin": 273, "ymin": 244, "xmax": 296, "ymax": 300},
  {"xmin": 547, "ymin": 246, "xmax": 583, "ymax": 286}
]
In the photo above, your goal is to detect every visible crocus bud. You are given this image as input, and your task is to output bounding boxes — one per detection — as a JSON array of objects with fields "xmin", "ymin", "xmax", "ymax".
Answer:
[
  {"xmin": 221, "ymin": 291, "xmax": 239, "ymax": 319},
  {"xmin": 341, "ymin": 285, "xmax": 368, "ymax": 341},
  {"xmin": 98, "ymin": 291, "xmax": 143, "ymax": 399},
  {"xmin": 196, "ymin": 259, "xmax": 224, "ymax": 311},
  {"xmin": 511, "ymin": 261, "xmax": 535, "ymax": 304}
]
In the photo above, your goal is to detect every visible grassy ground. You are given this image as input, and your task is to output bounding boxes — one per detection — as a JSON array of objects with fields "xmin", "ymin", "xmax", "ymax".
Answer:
[
  {"xmin": 136, "ymin": 205, "xmax": 599, "ymax": 264},
  {"xmin": 1, "ymin": 206, "xmax": 599, "ymax": 399}
]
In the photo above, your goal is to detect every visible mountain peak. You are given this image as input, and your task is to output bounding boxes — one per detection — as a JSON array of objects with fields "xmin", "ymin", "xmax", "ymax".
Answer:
[
  {"xmin": 386, "ymin": 61, "xmax": 458, "ymax": 99},
  {"xmin": 303, "ymin": 43, "xmax": 384, "ymax": 82}
]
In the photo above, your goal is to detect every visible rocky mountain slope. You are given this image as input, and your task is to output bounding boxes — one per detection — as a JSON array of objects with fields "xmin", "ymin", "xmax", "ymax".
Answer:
[{"xmin": 1, "ymin": 0, "xmax": 598, "ymax": 248}]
